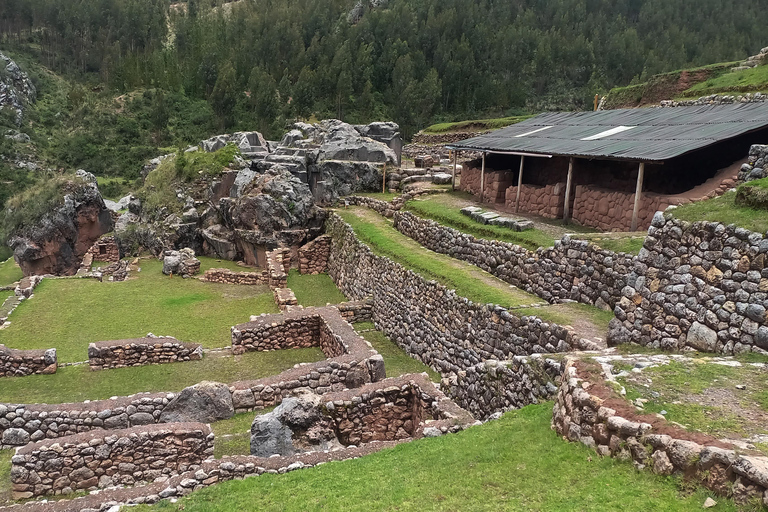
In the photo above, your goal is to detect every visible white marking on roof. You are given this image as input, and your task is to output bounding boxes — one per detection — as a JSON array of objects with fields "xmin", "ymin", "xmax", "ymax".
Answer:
[
  {"xmin": 514, "ymin": 126, "xmax": 554, "ymax": 137},
  {"xmin": 581, "ymin": 126, "xmax": 635, "ymax": 140}
]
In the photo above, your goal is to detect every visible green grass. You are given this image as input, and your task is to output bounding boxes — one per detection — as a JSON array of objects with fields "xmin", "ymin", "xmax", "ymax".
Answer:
[
  {"xmin": 404, "ymin": 194, "xmax": 556, "ymax": 250},
  {"xmin": 96, "ymin": 176, "xmax": 133, "ymax": 201},
  {"xmin": 0, "ymin": 257, "xmax": 279, "ymax": 362},
  {"xmin": 353, "ymin": 323, "xmax": 440, "ymax": 381},
  {"xmin": 423, "ymin": 115, "xmax": 534, "ymax": 134},
  {"xmin": 590, "ymin": 237, "xmax": 646, "ymax": 255},
  {"xmin": 352, "ymin": 192, "xmax": 400, "ymax": 201},
  {"xmin": 684, "ymin": 63, "xmax": 768, "ymax": 96},
  {"xmin": 0, "ymin": 258, "xmax": 22, "ymax": 286},
  {"xmin": 212, "ymin": 409, "xmax": 276, "ymax": 458},
  {"xmin": 287, "ymin": 270, "xmax": 347, "ymax": 306},
  {"xmin": 671, "ymin": 191, "xmax": 768, "ymax": 233},
  {"xmin": 336, "ymin": 208, "xmax": 541, "ymax": 308},
  {"xmin": 516, "ymin": 303, "xmax": 614, "ymax": 332},
  {"xmin": 135, "ymin": 403, "xmax": 739, "ymax": 512},
  {"xmin": 0, "ymin": 348, "xmax": 324, "ymax": 404}
]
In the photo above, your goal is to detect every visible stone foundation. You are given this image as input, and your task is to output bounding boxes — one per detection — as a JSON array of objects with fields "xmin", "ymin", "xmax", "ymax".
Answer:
[
  {"xmin": 0, "ymin": 344, "xmax": 57, "ymax": 378},
  {"xmin": 553, "ymin": 358, "xmax": 768, "ymax": 506},
  {"xmin": 298, "ymin": 235, "xmax": 331, "ymax": 274},
  {"xmin": 88, "ymin": 337, "xmax": 203, "ymax": 370},
  {"xmin": 11, "ymin": 423, "xmax": 213, "ymax": 499}
]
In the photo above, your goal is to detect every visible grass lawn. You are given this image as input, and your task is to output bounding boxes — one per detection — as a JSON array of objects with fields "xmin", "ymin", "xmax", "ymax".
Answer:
[
  {"xmin": 136, "ymin": 403, "xmax": 738, "ymax": 512},
  {"xmin": 0, "ymin": 257, "xmax": 279, "ymax": 362},
  {"xmin": 423, "ymin": 115, "xmax": 534, "ymax": 134},
  {"xmin": 0, "ymin": 348, "xmax": 324, "ymax": 404},
  {"xmin": 671, "ymin": 192, "xmax": 768, "ymax": 234},
  {"xmin": 0, "ymin": 258, "xmax": 23, "ymax": 286},
  {"xmin": 336, "ymin": 207, "xmax": 543, "ymax": 308},
  {"xmin": 353, "ymin": 322, "xmax": 440, "ymax": 381},
  {"xmin": 684, "ymin": 63, "xmax": 768, "ymax": 96},
  {"xmin": 0, "ymin": 450, "xmax": 10, "ymax": 506},
  {"xmin": 404, "ymin": 193, "xmax": 556, "ymax": 250},
  {"xmin": 287, "ymin": 270, "xmax": 347, "ymax": 306}
]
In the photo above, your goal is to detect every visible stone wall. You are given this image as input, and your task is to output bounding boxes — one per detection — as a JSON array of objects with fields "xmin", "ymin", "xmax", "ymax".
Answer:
[
  {"xmin": 84, "ymin": 236, "xmax": 120, "ymax": 263},
  {"xmin": 553, "ymin": 358, "xmax": 768, "ymax": 506},
  {"xmin": 445, "ymin": 356, "xmax": 563, "ymax": 420},
  {"xmin": 298, "ymin": 234, "xmax": 331, "ymax": 274},
  {"xmin": 88, "ymin": 337, "xmax": 202, "ymax": 370},
  {"xmin": 326, "ymin": 214, "xmax": 597, "ymax": 381},
  {"xmin": 504, "ymin": 182, "xmax": 566, "ymax": 219},
  {"xmin": 335, "ymin": 299, "xmax": 373, "ymax": 323},
  {"xmin": 273, "ymin": 287, "xmax": 298, "ymax": 309},
  {"xmin": 0, "ymin": 344, "xmax": 57, "ymax": 378},
  {"xmin": 11, "ymin": 423, "xmax": 213, "ymax": 499},
  {"xmin": 393, "ymin": 211, "xmax": 632, "ymax": 309},
  {"xmin": 459, "ymin": 166, "xmax": 519, "ymax": 204},
  {"xmin": 201, "ymin": 267, "xmax": 268, "ymax": 285},
  {"xmin": 266, "ymin": 248, "xmax": 290, "ymax": 288},
  {"xmin": 609, "ymin": 212, "xmax": 768, "ymax": 354}
]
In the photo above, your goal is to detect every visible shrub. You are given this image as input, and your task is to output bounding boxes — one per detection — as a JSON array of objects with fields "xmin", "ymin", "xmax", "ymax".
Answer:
[{"xmin": 735, "ymin": 177, "xmax": 768, "ymax": 210}]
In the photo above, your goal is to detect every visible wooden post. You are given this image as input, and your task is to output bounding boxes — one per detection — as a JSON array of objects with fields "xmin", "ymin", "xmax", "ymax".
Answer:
[
  {"xmin": 382, "ymin": 163, "xmax": 387, "ymax": 194},
  {"xmin": 480, "ymin": 152, "xmax": 486, "ymax": 203},
  {"xmin": 594, "ymin": 94, "xmax": 599, "ymax": 111},
  {"xmin": 631, "ymin": 162, "xmax": 645, "ymax": 231},
  {"xmin": 563, "ymin": 157, "xmax": 574, "ymax": 223},
  {"xmin": 515, "ymin": 155, "xmax": 525, "ymax": 213},
  {"xmin": 451, "ymin": 150, "xmax": 458, "ymax": 191}
]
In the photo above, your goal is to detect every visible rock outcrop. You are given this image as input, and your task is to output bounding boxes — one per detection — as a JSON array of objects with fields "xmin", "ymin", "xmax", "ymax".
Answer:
[
  {"xmin": 9, "ymin": 171, "xmax": 113, "ymax": 276},
  {"xmin": 162, "ymin": 247, "xmax": 201, "ymax": 277},
  {"xmin": 0, "ymin": 51, "xmax": 36, "ymax": 125},
  {"xmin": 159, "ymin": 381, "xmax": 234, "ymax": 423}
]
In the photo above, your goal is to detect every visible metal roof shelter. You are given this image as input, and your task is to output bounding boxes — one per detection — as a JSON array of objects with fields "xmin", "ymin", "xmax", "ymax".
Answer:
[
  {"xmin": 445, "ymin": 102, "xmax": 768, "ymax": 230},
  {"xmin": 446, "ymin": 102, "xmax": 768, "ymax": 161}
]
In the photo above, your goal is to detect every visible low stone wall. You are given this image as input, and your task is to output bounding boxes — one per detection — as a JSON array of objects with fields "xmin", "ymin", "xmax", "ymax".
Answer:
[
  {"xmin": 274, "ymin": 287, "xmax": 298, "ymax": 309},
  {"xmin": 459, "ymin": 166, "xmax": 517, "ymax": 204},
  {"xmin": 321, "ymin": 374, "xmax": 476, "ymax": 445},
  {"xmin": 504, "ymin": 182, "xmax": 565, "ymax": 219},
  {"xmin": 11, "ymin": 423, "xmax": 213, "ymax": 499},
  {"xmin": 201, "ymin": 267, "xmax": 268, "ymax": 285},
  {"xmin": 553, "ymin": 358, "xmax": 768, "ymax": 505},
  {"xmin": 326, "ymin": 214, "xmax": 597, "ymax": 382},
  {"xmin": 266, "ymin": 248, "xmax": 290, "ymax": 288},
  {"xmin": 445, "ymin": 356, "xmax": 563, "ymax": 420},
  {"xmin": 609, "ymin": 212, "xmax": 768, "ymax": 354},
  {"xmin": 298, "ymin": 235, "xmax": 331, "ymax": 274},
  {"xmin": 393, "ymin": 210, "xmax": 632, "ymax": 309},
  {"xmin": 0, "ymin": 345, "xmax": 56, "ymax": 378},
  {"xmin": 88, "ymin": 337, "xmax": 202, "ymax": 370},
  {"xmin": 346, "ymin": 195, "xmax": 400, "ymax": 217},
  {"xmin": 335, "ymin": 299, "xmax": 373, "ymax": 323}
]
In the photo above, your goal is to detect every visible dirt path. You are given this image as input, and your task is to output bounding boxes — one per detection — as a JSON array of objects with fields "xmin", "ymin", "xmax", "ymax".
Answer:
[{"xmin": 341, "ymin": 206, "xmax": 609, "ymax": 346}]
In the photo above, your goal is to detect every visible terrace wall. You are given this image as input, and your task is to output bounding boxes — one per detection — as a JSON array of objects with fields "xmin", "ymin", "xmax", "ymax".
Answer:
[
  {"xmin": 0, "ymin": 345, "xmax": 57, "ymax": 378},
  {"xmin": 298, "ymin": 235, "xmax": 331, "ymax": 274},
  {"xmin": 11, "ymin": 423, "xmax": 213, "ymax": 499},
  {"xmin": 88, "ymin": 337, "xmax": 202, "ymax": 370},
  {"xmin": 503, "ymin": 182, "xmax": 566, "ymax": 219}
]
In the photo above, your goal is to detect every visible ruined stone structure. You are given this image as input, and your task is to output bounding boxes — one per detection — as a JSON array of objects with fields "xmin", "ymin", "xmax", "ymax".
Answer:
[
  {"xmin": 298, "ymin": 234, "xmax": 331, "ymax": 274},
  {"xmin": 335, "ymin": 299, "xmax": 373, "ymax": 323},
  {"xmin": 11, "ymin": 423, "xmax": 213, "ymax": 499},
  {"xmin": 0, "ymin": 345, "xmax": 57, "ymax": 378},
  {"xmin": 554, "ymin": 358, "xmax": 768, "ymax": 505},
  {"xmin": 83, "ymin": 236, "xmax": 120, "ymax": 263},
  {"xmin": 202, "ymin": 248, "xmax": 289, "ymax": 287},
  {"xmin": 88, "ymin": 337, "xmax": 203, "ymax": 370}
]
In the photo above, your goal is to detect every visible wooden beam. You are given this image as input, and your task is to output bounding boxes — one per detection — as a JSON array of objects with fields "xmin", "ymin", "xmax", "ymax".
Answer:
[
  {"xmin": 631, "ymin": 162, "xmax": 645, "ymax": 231},
  {"xmin": 515, "ymin": 155, "xmax": 524, "ymax": 213},
  {"xmin": 563, "ymin": 157, "xmax": 574, "ymax": 223},
  {"xmin": 451, "ymin": 150, "xmax": 457, "ymax": 191},
  {"xmin": 479, "ymin": 152, "xmax": 486, "ymax": 203}
]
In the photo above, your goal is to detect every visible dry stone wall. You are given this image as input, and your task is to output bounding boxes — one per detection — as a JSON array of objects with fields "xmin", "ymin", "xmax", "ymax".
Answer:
[
  {"xmin": 298, "ymin": 234, "xmax": 331, "ymax": 274},
  {"xmin": 201, "ymin": 268, "xmax": 268, "ymax": 285},
  {"xmin": 335, "ymin": 299, "xmax": 373, "ymax": 323},
  {"xmin": 504, "ymin": 182, "xmax": 566, "ymax": 218},
  {"xmin": 553, "ymin": 358, "xmax": 768, "ymax": 506},
  {"xmin": 88, "ymin": 337, "xmax": 202, "ymax": 370},
  {"xmin": 0, "ymin": 345, "xmax": 57, "ymax": 378},
  {"xmin": 11, "ymin": 423, "xmax": 213, "ymax": 499},
  {"xmin": 393, "ymin": 210, "xmax": 631, "ymax": 309},
  {"xmin": 609, "ymin": 212, "xmax": 768, "ymax": 354}
]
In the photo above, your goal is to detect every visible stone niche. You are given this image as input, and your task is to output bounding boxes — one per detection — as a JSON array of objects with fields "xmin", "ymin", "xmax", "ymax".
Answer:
[{"xmin": 250, "ymin": 373, "xmax": 476, "ymax": 457}]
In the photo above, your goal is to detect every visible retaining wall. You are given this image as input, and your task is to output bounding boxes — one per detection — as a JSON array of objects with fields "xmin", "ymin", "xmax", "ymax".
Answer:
[
  {"xmin": 0, "ymin": 344, "xmax": 57, "ymax": 378},
  {"xmin": 335, "ymin": 299, "xmax": 373, "ymax": 323},
  {"xmin": 88, "ymin": 337, "xmax": 202, "ymax": 370},
  {"xmin": 553, "ymin": 358, "xmax": 768, "ymax": 506},
  {"xmin": 11, "ymin": 423, "xmax": 213, "ymax": 499},
  {"xmin": 298, "ymin": 235, "xmax": 331, "ymax": 274},
  {"xmin": 504, "ymin": 182, "xmax": 566, "ymax": 219}
]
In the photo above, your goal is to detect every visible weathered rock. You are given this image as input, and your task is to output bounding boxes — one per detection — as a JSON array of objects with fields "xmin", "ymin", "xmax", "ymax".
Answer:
[
  {"xmin": 686, "ymin": 322, "xmax": 718, "ymax": 352},
  {"xmin": 162, "ymin": 248, "xmax": 200, "ymax": 277},
  {"xmin": 0, "ymin": 52, "xmax": 36, "ymax": 125},
  {"xmin": 159, "ymin": 381, "xmax": 234, "ymax": 423}
]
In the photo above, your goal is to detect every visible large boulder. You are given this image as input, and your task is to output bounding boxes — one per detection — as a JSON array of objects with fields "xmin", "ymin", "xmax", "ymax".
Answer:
[
  {"xmin": 159, "ymin": 381, "xmax": 234, "ymax": 423},
  {"xmin": 0, "ymin": 52, "xmax": 36, "ymax": 125},
  {"xmin": 162, "ymin": 248, "xmax": 200, "ymax": 277},
  {"xmin": 8, "ymin": 171, "xmax": 113, "ymax": 276},
  {"xmin": 250, "ymin": 391, "xmax": 341, "ymax": 457},
  {"xmin": 317, "ymin": 120, "xmax": 397, "ymax": 165},
  {"xmin": 312, "ymin": 161, "xmax": 384, "ymax": 204}
]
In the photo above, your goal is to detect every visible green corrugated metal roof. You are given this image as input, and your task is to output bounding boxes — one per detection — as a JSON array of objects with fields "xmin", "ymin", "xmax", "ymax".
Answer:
[{"xmin": 447, "ymin": 102, "xmax": 768, "ymax": 161}]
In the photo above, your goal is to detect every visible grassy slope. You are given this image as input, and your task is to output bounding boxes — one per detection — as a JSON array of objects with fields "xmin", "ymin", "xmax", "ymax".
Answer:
[
  {"xmin": 590, "ymin": 237, "xmax": 645, "ymax": 255},
  {"xmin": 137, "ymin": 403, "xmax": 737, "ymax": 512},
  {"xmin": 684, "ymin": 63, "xmax": 768, "ymax": 96},
  {"xmin": 0, "ymin": 257, "xmax": 279, "ymax": 362},
  {"xmin": 423, "ymin": 115, "xmax": 534, "ymax": 134},
  {"xmin": 671, "ymin": 191, "xmax": 768, "ymax": 234},
  {"xmin": 0, "ymin": 348, "xmax": 324, "ymax": 404},
  {"xmin": 0, "ymin": 259, "xmax": 23, "ymax": 286},
  {"xmin": 287, "ymin": 270, "xmax": 348, "ymax": 306},
  {"xmin": 336, "ymin": 208, "xmax": 542, "ymax": 308},
  {"xmin": 404, "ymin": 194, "xmax": 556, "ymax": 250}
]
